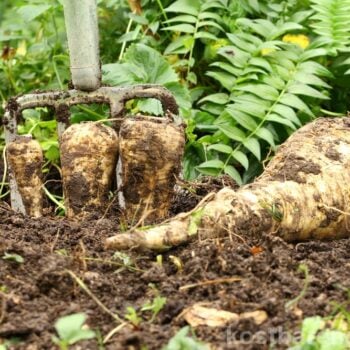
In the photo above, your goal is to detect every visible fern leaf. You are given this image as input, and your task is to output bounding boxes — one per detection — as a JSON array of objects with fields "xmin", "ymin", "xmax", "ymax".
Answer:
[{"xmin": 310, "ymin": 0, "xmax": 350, "ymax": 51}]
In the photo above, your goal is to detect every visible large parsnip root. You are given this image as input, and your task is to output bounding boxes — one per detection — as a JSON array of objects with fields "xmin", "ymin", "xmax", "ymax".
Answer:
[
  {"xmin": 118, "ymin": 117, "xmax": 185, "ymax": 224},
  {"xmin": 6, "ymin": 137, "xmax": 43, "ymax": 217},
  {"xmin": 106, "ymin": 117, "xmax": 350, "ymax": 250},
  {"xmin": 60, "ymin": 122, "xmax": 118, "ymax": 218}
]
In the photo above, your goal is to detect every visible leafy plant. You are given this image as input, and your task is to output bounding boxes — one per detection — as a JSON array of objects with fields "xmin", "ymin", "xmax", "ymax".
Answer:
[
  {"xmin": 102, "ymin": 43, "xmax": 191, "ymax": 116},
  {"xmin": 52, "ymin": 313, "xmax": 96, "ymax": 350},
  {"xmin": 162, "ymin": 0, "xmax": 227, "ymax": 83},
  {"xmin": 2, "ymin": 252, "xmax": 24, "ymax": 264},
  {"xmin": 141, "ymin": 295, "xmax": 167, "ymax": 322},
  {"xmin": 2, "ymin": 0, "xmax": 350, "ymax": 189},
  {"xmin": 125, "ymin": 306, "xmax": 142, "ymax": 327},
  {"xmin": 124, "ymin": 294, "xmax": 167, "ymax": 326},
  {"xmin": 162, "ymin": 326, "xmax": 209, "ymax": 350},
  {"xmin": 289, "ymin": 316, "xmax": 350, "ymax": 350}
]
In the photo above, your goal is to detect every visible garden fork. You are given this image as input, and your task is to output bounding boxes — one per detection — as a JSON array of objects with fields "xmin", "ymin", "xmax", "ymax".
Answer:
[{"xmin": 3, "ymin": 0, "xmax": 181, "ymax": 218}]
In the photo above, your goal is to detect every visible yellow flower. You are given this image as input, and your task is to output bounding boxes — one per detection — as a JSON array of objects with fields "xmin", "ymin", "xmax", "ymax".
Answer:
[
  {"xmin": 261, "ymin": 48, "xmax": 275, "ymax": 56},
  {"xmin": 16, "ymin": 40, "xmax": 27, "ymax": 56},
  {"xmin": 282, "ymin": 34, "xmax": 310, "ymax": 49}
]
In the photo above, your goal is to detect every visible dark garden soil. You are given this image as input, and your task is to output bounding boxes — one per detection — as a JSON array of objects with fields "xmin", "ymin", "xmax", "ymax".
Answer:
[{"xmin": 0, "ymin": 179, "xmax": 350, "ymax": 350}]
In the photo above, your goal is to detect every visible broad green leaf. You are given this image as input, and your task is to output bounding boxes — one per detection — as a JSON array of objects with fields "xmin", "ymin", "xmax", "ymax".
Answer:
[
  {"xmin": 128, "ymin": 13, "xmax": 149, "ymax": 25},
  {"xmin": 207, "ymin": 144, "xmax": 233, "ymax": 154},
  {"xmin": 271, "ymin": 22, "xmax": 303, "ymax": 39},
  {"xmin": 243, "ymin": 137, "xmax": 261, "ymax": 160},
  {"xmin": 255, "ymin": 127, "xmax": 275, "ymax": 147},
  {"xmin": 234, "ymin": 84, "xmax": 280, "ymax": 101},
  {"xmin": 165, "ymin": 15, "xmax": 197, "ymax": 24},
  {"xmin": 280, "ymin": 93, "xmax": 314, "ymax": 116},
  {"xmin": 104, "ymin": 44, "xmax": 178, "ymax": 85},
  {"xmin": 265, "ymin": 114, "xmax": 297, "ymax": 130},
  {"xmin": 197, "ymin": 160, "xmax": 225, "ymax": 169},
  {"xmin": 163, "ymin": 24, "xmax": 195, "ymax": 33},
  {"xmin": 288, "ymin": 83, "xmax": 329, "ymax": 99},
  {"xmin": 117, "ymin": 28, "xmax": 141, "ymax": 43},
  {"xmin": 201, "ymin": 1, "xmax": 226, "ymax": 11},
  {"xmin": 165, "ymin": 0, "xmax": 200, "ymax": 15},
  {"xmin": 300, "ymin": 317, "xmax": 323, "ymax": 343},
  {"xmin": 196, "ymin": 160, "xmax": 223, "ymax": 176},
  {"xmin": 198, "ymin": 11, "xmax": 223, "ymax": 22},
  {"xmin": 233, "ymin": 102, "xmax": 267, "ymax": 119},
  {"xmin": 232, "ymin": 151, "xmax": 249, "ymax": 170},
  {"xmin": 298, "ymin": 61, "xmax": 333, "ymax": 78},
  {"xmin": 226, "ymin": 107, "xmax": 258, "ymax": 131},
  {"xmin": 226, "ymin": 33, "xmax": 256, "ymax": 52},
  {"xmin": 194, "ymin": 32, "xmax": 218, "ymax": 40},
  {"xmin": 54, "ymin": 313, "xmax": 95, "ymax": 344},
  {"xmin": 164, "ymin": 36, "xmax": 192, "ymax": 55},
  {"xmin": 199, "ymin": 93, "xmax": 229, "ymax": 105},
  {"xmin": 198, "ymin": 21, "xmax": 224, "ymax": 32},
  {"xmin": 250, "ymin": 57, "xmax": 272, "ymax": 72},
  {"xmin": 294, "ymin": 73, "xmax": 330, "ymax": 88},
  {"xmin": 272, "ymin": 104, "xmax": 301, "ymax": 126},
  {"xmin": 137, "ymin": 99, "xmax": 163, "ymax": 116},
  {"xmin": 300, "ymin": 48, "xmax": 329, "ymax": 61},
  {"xmin": 17, "ymin": 5, "xmax": 52, "ymax": 22},
  {"xmin": 262, "ymin": 75, "xmax": 285, "ymax": 90},
  {"xmin": 233, "ymin": 94, "xmax": 271, "ymax": 108},
  {"xmin": 224, "ymin": 165, "xmax": 243, "ymax": 185},
  {"xmin": 318, "ymin": 330, "xmax": 349, "ymax": 350},
  {"xmin": 206, "ymin": 71, "xmax": 235, "ymax": 90},
  {"xmin": 45, "ymin": 146, "xmax": 60, "ymax": 162},
  {"xmin": 217, "ymin": 125, "xmax": 245, "ymax": 142},
  {"xmin": 237, "ymin": 18, "xmax": 277, "ymax": 39}
]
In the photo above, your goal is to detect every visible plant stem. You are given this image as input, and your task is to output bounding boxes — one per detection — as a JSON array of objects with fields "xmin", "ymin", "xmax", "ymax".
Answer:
[
  {"xmin": 155, "ymin": 0, "xmax": 168, "ymax": 21},
  {"xmin": 43, "ymin": 186, "xmax": 66, "ymax": 211},
  {"xmin": 0, "ymin": 146, "xmax": 8, "ymax": 197},
  {"xmin": 77, "ymin": 105, "xmax": 106, "ymax": 120},
  {"xmin": 53, "ymin": 57, "xmax": 64, "ymax": 90},
  {"xmin": 119, "ymin": 17, "xmax": 134, "ymax": 61},
  {"xmin": 66, "ymin": 270, "xmax": 124, "ymax": 324}
]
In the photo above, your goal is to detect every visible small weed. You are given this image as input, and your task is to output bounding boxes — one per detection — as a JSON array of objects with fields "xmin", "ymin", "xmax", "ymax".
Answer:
[
  {"xmin": 2, "ymin": 253, "xmax": 24, "ymax": 264},
  {"xmin": 285, "ymin": 264, "xmax": 310, "ymax": 310},
  {"xmin": 162, "ymin": 326, "xmax": 210, "ymax": 350},
  {"xmin": 125, "ymin": 306, "xmax": 142, "ymax": 327},
  {"xmin": 0, "ymin": 337, "xmax": 22, "ymax": 350},
  {"xmin": 52, "ymin": 313, "xmax": 96, "ymax": 350},
  {"xmin": 289, "ymin": 316, "xmax": 350, "ymax": 350},
  {"xmin": 112, "ymin": 251, "xmax": 139, "ymax": 272},
  {"xmin": 125, "ymin": 294, "xmax": 167, "ymax": 327},
  {"xmin": 141, "ymin": 295, "xmax": 167, "ymax": 323},
  {"xmin": 55, "ymin": 249, "xmax": 69, "ymax": 257}
]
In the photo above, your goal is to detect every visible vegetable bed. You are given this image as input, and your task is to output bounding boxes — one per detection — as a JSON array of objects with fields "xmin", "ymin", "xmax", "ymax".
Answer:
[{"xmin": 0, "ymin": 201, "xmax": 350, "ymax": 349}]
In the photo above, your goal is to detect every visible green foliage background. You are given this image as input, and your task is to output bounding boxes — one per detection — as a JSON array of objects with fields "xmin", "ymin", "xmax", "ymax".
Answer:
[{"xmin": 1, "ymin": 0, "xmax": 350, "ymax": 185}]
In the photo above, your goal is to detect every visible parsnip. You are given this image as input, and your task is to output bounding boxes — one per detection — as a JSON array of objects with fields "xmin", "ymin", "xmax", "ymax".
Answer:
[
  {"xmin": 105, "ymin": 117, "xmax": 350, "ymax": 250},
  {"xmin": 60, "ymin": 122, "xmax": 118, "ymax": 218},
  {"xmin": 118, "ymin": 117, "xmax": 185, "ymax": 224},
  {"xmin": 6, "ymin": 137, "xmax": 43, "ymax": 218}
]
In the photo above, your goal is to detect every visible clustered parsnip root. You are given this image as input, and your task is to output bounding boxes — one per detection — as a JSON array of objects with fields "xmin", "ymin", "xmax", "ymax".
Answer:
[
  {"xmin": 6, "ymin": 137, "xmax": 44, "ymax": 218},
  {"xmin": 60, "ymin": 122, "xmax": 119, "ymax": 218},
  {"xmin": 105, "ymin": 117, "xmax": 350, "ymax": 251},
  {"xmin": 119, "ymin": 117, "xmax": 185, "ymax": 224}
]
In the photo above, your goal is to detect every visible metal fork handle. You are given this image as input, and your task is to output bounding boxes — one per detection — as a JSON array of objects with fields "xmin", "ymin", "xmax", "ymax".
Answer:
[{"xmin": 63, "ymin": 0, "xmax": 100, "ymax": 91}]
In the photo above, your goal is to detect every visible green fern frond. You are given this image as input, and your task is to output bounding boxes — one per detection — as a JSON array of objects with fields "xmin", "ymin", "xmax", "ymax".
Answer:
[
  {"xmin": 196, "ymin": 18, "xmax": 331, "ymax": 183},
  {"xmin": 162, "ymin": 0, "xmax": 226, "ymax": 80},
  {"xmin": 310, "ymin": 0, "xmax": 350, "ymax": 51}
]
